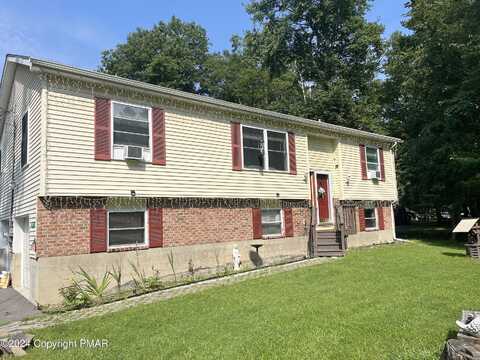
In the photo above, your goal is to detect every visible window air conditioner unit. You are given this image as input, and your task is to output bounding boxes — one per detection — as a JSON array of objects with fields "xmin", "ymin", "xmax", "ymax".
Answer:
[
  {"xmin": 368, "ymin": 170, "xmax": 380, "ymax": 180},
  {"xmin": 125, "ymin": 146, "xmax": 143, "ymax": 161}
]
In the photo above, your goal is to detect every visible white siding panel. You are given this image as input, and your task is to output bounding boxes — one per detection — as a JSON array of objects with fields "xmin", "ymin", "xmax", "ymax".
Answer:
[{"xmin": 46, "ymin": 89, "xmax": 309, "ymax": 199}]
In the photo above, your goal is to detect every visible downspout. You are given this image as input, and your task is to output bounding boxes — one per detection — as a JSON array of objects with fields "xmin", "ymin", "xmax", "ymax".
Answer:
[
  {"xmin": 8, "ymin": 65, "xmax": 18, "ymax": 255},
  {"xmin": 389, "ymin": 141, "xmax": 408, "ymax": 242},
  {"xmin": 8, "ymin": 105, "xmax": 17, "ymax": 259}
]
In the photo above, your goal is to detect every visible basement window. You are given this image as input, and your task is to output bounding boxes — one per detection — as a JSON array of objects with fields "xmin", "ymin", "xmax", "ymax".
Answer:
[
  {"xmin": 261, "ymin": 209, "xmax": 283, "ymax": 236},
  {"xmin": 108, "ymin": 211, "xmax": 146, "ymax": 248},
  {"xmin": 364, "ymin": 208, "xmax": 378, "ymax": 230}
]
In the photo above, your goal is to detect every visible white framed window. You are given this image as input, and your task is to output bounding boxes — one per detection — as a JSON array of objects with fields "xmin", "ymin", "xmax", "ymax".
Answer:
[
  {"xmin": 364, "ymin": 208, "xmax": 378, "ymax": 230},
  {"xmin": 111, "ymin": 101, "xmax": 152, "ymax": 161},
  {"xmin": 241, "ymin": 125, "xmax": 288, "ymax": 171},
  {"xmin": 261, "ymin": 209, "xmax": 283, "ymax": 236},
  {"xmin": 108, "ymin": 210, "xmax": 147, "ymax": 248},
  {"xmin": 365, "ymin": 146, "xmax": 380, "ymax": 179}
]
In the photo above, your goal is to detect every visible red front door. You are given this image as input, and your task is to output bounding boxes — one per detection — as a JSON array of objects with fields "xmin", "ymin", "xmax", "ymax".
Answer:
[{"xmin": 317, "ymin": 174, "xmax": 330, "ymax": 222}]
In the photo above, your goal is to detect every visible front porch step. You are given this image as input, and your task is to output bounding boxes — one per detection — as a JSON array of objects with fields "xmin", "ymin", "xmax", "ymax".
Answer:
[
  {"xmin": 317, "ymin": 244, "xmax": 344, "ymax": 252},
  {"xmin": 314, "ymin": 230, "xmax": 345, "ymax": 257},
  {"xmin": 316, "ymin": 250, "xmax": 345, "ymax": 257}
]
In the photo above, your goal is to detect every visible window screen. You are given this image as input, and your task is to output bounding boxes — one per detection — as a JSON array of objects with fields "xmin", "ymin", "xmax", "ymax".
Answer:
[
  {"xmin": 108, "ymin": 211, "xmax": 145, "ymax": 247},
  {"xmin": 261, "ymin": 209, "xmax": 282, "ymax": 236},
  {"xmin": 113, "ymin": 103, "xmax": 150, "ymax": 148}
]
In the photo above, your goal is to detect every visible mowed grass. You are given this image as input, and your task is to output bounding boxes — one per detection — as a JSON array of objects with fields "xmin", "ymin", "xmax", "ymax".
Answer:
[{"xmin": 27, "ymin": 234, "xmax": 479, "ymax": 359}]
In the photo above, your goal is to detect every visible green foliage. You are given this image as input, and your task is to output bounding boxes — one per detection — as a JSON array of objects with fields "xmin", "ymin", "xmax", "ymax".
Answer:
[
  {"xmin": 100, "ymin": 16, "xmax": 209, "ymax": 93},
  {"xmin": 73, "ymin": 267, "xmax": 112, "ymax": 305},
  {"xmin": 31, "ymin": 238, "xmax": 480, "ymax": 359},
  {"xmin": 129, "ymin": 261, "xmax": 163, "ymax": 293},
  {"xmin": 383, "ymin": 0, "xmax": 480, "ymax": 216},
  {"xmin": 99, "ymin": 4, "xmax": 385, "ymax": 132},
  {"xmin": 108, "ymin": 263, "xmax": 123, "ymax": 293},
  {"xmin": 245, "ymin": 0, "xmax": 386, "ymax": 130},
  {"xmin": 60, "ymin": 267, "xmax": 112, "ymax": 309},
  {"xmin": 167, "ymin": 250, "xmax": 177, "ymax": 283}
]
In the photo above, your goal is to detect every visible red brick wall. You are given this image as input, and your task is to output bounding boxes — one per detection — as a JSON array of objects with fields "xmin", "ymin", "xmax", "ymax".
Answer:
[
  {"xmin": 292, "ymin": 208, "xmax": 308, "ymax": 236},
  {"xmin": 36, "ymin": 200, "xmax": 309, "ymax": 257},
  {"xmin": 36, "ymin": 200, "xmax": 90, "ymax": 257},
  {"xmin": 163, "ymin": 208, "xmax": 308, "ymax": 247},
  {"xmin": 163, "ymin": 208, "xmax": 253, "ymax": 247}
]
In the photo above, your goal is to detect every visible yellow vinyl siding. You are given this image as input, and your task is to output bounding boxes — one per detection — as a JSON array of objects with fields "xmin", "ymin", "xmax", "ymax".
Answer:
[
  {"xmin": 307, "ymin": 136, "xmax": 341, "ymax": 199},
  {"xmin": 0, "ymin": 66, "xmax": 43, "ymax": 220},
  {"xmin": 45, "ymin": 89, "xmax": 309, "ymax": 199},
  {"xmin": 340, "ymin": 138, "xmax": 398, "ymax": 201}
]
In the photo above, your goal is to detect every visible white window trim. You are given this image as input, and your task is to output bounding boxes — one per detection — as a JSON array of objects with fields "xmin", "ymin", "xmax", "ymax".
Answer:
[
  {"xmin": 111, "ymin": 101, "xmax": 152, "ymax": 161},
  {"xmin": 240, "ymin": 124, "xmax": 290, "ymax": 173},
  {"xmin": 261, "ymin": 208, "xmax": 284, "ymax": 238},
  {"xmin": 107, "ymin": 209, "xmax": 149, "ymax": 250},
  {"xmin": 364, "ymin": 208, "xmax": 379, "ymax": 231},
  {"xmin": 365, "ymin": 145, "xmax": 380, "ymax": 179},
  {"xmin": 312, "ymin": 170, "xmax": 335, "ymax": 225},
  {"xmin": 21, "ymin": 109, "xmax": 30, "ymax": 169}
]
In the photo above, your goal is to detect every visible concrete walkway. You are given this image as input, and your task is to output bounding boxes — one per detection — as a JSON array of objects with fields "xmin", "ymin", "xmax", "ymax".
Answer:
[{"xmin": 0, "ymin": 288, "xmax": 41, "ymax": 323}]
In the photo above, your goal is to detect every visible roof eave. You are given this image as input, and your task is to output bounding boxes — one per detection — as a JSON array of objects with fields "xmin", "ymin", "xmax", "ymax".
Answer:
[
  {"xmin": 29, "ymin": 57, "xmax": 402, "ymax": 144},
  {"xmin": 0, "ymin": 55, "xmax": 33, "ymax": 134}
]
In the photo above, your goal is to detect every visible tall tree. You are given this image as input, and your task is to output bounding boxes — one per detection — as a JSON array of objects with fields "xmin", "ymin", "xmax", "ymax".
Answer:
[
  {"xmin": 245, "ymin": 0, "xmax": 385, "ymax": 131},
  {"xmin": 100, "ymin": 16, "xmax": 209, "ymax": 93},
  {"xmin": 383, "ymin": 0, "xmax": 480, "ymax": 216},
  {"xmin": 203, "ymin": 34, "xmax": 304, "ymax": 113}
]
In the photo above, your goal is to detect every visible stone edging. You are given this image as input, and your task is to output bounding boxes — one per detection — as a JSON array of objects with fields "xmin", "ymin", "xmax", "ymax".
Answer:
[{"xmin": 0, "ymin": 257, "xmax": 338, "ymax": 335}]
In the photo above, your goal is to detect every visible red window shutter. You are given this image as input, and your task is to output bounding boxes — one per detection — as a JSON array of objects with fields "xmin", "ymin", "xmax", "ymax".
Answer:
[
  {"xmin": 378, "ymin": 207, "xmax": 385, "ymax": 230},
  {"xmin": 288, "ymin": 132, "xmax": 297, "ymax": 175},
  {"xmin": 252, "ymin": 208, "xmax": 262, "ymax": 239},
  {"xmin": 148, "ymin": 208, "xmax": 164, "ymax": 248},
  {"xmin": 231, "ymin": 122, "xmax": 242, "ymax": 171},
  {"xmin": 359, "ymin": 144, "xmax": 367, "ymax": 180},
  {"xmin": 90, "ymin": 208, "xmax": 107, "ymax": 253},
  {"xmin": 284, "ymin": 208, "xmax": 294, "ymax": 237},
  {"xmin": 94, "ymin": 97, "xmax": 111, "ymax": 161},
  {"xmin": 152, "ymin": 108, "xmax": 166, "ymax": 165},
  {"xmin": 379, "ymin": 148, "xmax": 386, "ymax": 181},
  {"xmin": 358, "ymin": 208, "xmax": 366, "ymax": 232}
]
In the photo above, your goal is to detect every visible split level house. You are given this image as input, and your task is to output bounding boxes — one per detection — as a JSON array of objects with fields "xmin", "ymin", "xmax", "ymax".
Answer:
[{"xmin": 0, "ymin": 55, "xmax": 401, "ymax": 305}]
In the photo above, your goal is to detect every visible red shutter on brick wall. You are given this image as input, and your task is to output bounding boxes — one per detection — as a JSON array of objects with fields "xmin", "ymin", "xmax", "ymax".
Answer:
[
  {"xmin": 148, "ymin": 208, "xmax": 164, "ymax": 248},
  {"xmin": 378, "ymin": 207, "xmax": 385, "ymax": 230},
  {"xmin": 231, "ymin": 122, "xmax": 242, "ymax": 171},
  {"xmin": 379, "ymin": 148, "xmax": 386, "ymax": 181},
  {"xmin": 252, "ymin": 208, "xmax": 262, "ymax": 239},
  {"xmin": 288, "ymin": 132, "xmax": 297, "ymax": 175},
  {"xmin": 359, "ymin": 144, "xmax": 367, "ymax": 180},
  {"xmin": 94, "ymin": 98, "xmax": 111, "ymax": 161},
  {"xmin": 284, "ymin": 208, "xmax": 294, "ymax": 237},
  {"xmin": 90, "ymin": 208, "xmax": 107, "ymax": 253},
  {"xmin": 358, "ymin": 208, "xmax": 366, "ymax": 232},
  {"xmin": 152, "ymin": 108, "xmax": 166, "ymax": 165}
]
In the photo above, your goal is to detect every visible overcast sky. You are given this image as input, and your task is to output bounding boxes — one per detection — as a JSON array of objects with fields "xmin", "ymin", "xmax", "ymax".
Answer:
[{"xmin": 0, "ymin": 0, "xmax": 408, "ymax": 70}]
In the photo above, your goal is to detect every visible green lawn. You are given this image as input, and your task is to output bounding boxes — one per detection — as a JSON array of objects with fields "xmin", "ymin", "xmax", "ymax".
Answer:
[{"xmin": 27, "ymin": 233, "xmax": 479, "ymax": 359}]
